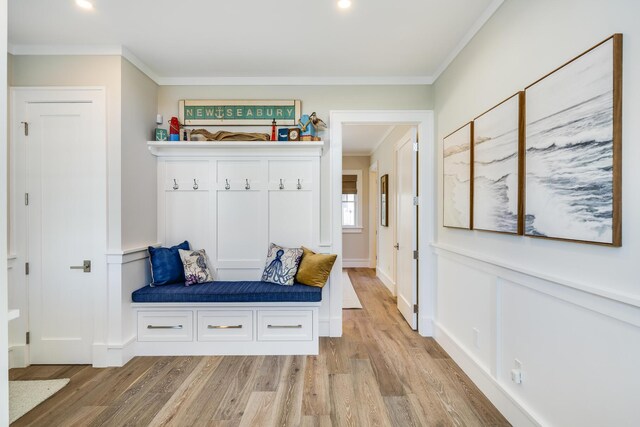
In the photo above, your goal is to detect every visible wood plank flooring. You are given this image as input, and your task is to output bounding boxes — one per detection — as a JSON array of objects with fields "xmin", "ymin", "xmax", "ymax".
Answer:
[{"xmin": 9, "ymin": 268, "xmax": 509, "ymax": 426}]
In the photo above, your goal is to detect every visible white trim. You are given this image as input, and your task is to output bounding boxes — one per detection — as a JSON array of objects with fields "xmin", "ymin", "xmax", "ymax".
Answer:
[
  {"xmin": 432, "ymin": 0, "xmax": 505, "ymax": 82},
  {"xmin": 106, "ymin": 244, "xmax": 157, "ymax": 265},
  {"xmin": 331, "ymin": 110, "xmax": 436, "ymax": 338},
  {"xmin": 376, "ymin": 267, "xmax": 396, "ymax": 297},
  {"xmin": 432, "ymin": 242, "xmax": 640, "ymax": 310},
  {"xmin": 121, "ymin": 46, "xmax": 161, "ymax": 84},
  {"xmin": 370, "ymin": 126, "xmax": 397, "ymax": 155},
  {"xmin": 8, "ymin": 344, "xmax": 28, "ymax": 369},
  {"xmin": 435, "ymin": 323, "xmax": 543, "ymax": 427},
  {"xmin": 342, "ymin": 259, "xmax": 371, "ymax": 268},
  {"xmin": 156, "ymin": 75, "xmax": 434, "ymax": 86}
]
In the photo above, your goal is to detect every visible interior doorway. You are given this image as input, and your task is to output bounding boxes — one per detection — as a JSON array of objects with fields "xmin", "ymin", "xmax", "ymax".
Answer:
[
  {"xmin": 330, "ymin": 110, "xmax": 435, "ymax": 337},
  {"xmin": 11, "ymin": 88, "xmax": 107, "ymax": 364}
]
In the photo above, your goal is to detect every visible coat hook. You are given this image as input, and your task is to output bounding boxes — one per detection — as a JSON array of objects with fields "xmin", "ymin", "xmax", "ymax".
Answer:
[
  {"xmin": 245, "ymin": 179, "xmax": 251, "ymax": 190},
  {"xmin": 279, "ymin": 179, "xmax": 285, "ymax": 190},
  {"xmin": 193, "ymin": 179, "xmax": 199, "ymax": 190},
  {"xmin": 297, "ymin": 179, "xmax": 302, "ymax": 190},
  {"xmin": 225, "ymin": 179, "xmax": 230, "ymax": 190},
  {"xmin": 173, "ymin": 179, "xmax": 179, "ymax": 190}
]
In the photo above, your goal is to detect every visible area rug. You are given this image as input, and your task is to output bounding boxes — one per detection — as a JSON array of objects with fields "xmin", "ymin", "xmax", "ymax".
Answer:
[
  {"xmin": 342, "ymin": 271, "xmax": 363, "ymax": 309},
  {"xmin": 9, "ymin": 379, "xmax": 70, "ymax": 423}
]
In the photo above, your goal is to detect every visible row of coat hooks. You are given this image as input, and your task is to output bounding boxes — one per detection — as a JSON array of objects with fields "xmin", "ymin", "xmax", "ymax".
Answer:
[{"xmin": 171, "ymin": 178, "xmax": 303, "ymax": 190}]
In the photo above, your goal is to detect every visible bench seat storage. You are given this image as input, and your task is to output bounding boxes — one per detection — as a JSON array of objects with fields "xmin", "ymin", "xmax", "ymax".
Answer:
[{"xmin": 132, "ymin": 281, "xmax": 321, "ymax": 356}]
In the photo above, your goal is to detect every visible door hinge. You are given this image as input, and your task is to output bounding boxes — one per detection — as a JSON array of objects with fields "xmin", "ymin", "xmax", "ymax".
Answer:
[
  {"xmin": 413, "ymin": 142, "xmax": 418, "ymax": 152},
  {"xmin": 413, "ymin": 250, "xmax": 419, "ymax": 260},
  {"xmin": 413, "ymin": 304, "xmax": 419, "ymax": 314},
  {"xmin": 413, "ymin": 196, "xmax": 419, "ymax": 206},
  {"xmin": 26, "ymin": 331, "xmax": 30, "ymax": 345},
  {"xmin": 25, "ymin": 262, "xmax": 30, "ymax": 275},
  {"xmin": 21, "ymin": 121, "xmax": 29, "ymax": 136},
  {"xmin": 25, "ymin": 193, "xmax": 29, "ymax": 206}
]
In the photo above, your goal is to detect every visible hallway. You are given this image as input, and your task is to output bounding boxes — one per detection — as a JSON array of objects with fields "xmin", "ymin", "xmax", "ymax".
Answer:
[{"xmin": 9, "ymin": 269, "xmax": 508, "ymax": 426}]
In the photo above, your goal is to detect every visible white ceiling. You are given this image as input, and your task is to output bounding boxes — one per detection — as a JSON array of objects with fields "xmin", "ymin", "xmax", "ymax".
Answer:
[
  {"xmin": 343, "ymin": 124, "xmax": 413, "ymax": 155},
  {"xmin": 8, "ymin": 0, "xmax": 503, "ymax": 84}
]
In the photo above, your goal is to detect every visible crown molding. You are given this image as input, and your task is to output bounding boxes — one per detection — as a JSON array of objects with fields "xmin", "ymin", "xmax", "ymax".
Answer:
[
  {"xmin": 7, "ymin": 0, "xmax": 504, "ymax": 88},
  {"xmin": 155, "ymin": 75, "xmax": 434, "ymax": 86},
  {"xmin": 431, "ymin": 0, "xmax": 504, "ymax": 83}
]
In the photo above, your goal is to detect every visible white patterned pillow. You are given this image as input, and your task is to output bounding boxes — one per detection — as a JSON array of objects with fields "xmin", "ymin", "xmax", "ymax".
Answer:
[
  {"xmin": 178, "ymin": 249, "xmax": 215, "ymax": 286},
  {"xmin": 261, "ymin": 243, "xmax": 303, "ymax": 286}
]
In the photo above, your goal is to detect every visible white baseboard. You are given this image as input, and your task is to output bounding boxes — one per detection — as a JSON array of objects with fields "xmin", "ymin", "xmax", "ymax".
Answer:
[
  {"xmin": 342, "ymin": 259, "xmax": 370, "ymax": 268},
  {"xmin": 418, "ymin": 315, "xmax": 434, "ymax": 337},
  {"xmin": 93, "ymin": 336, "xmax": 137, "ymax": 367},
  {"xmin": 8, "ymin": 344, "xmax": 28, "ymax": 369},
  {"xmin": 435, "ymin": 323, "xmax": 543, "ymax": 427},
  {"xmin": 376, "ymin": 268, "xmax": 396, "ymax": 296}
]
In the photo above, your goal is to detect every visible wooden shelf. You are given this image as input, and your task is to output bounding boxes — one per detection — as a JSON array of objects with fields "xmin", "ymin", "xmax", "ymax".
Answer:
[{"xmin": 148, "ymin": 140, "xmax": 324, "ymax": 157}]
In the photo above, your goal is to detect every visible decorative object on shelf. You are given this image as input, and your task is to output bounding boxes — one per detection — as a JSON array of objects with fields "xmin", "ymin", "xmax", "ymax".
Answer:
[
  {"xmin": 443, "ymin": 122, "xmax": 473, "ymax": 229},
  {"xmin": 380, "ymin": 174, "xmax": 389, "ymax": 227},
  {"xmin": 155, "ymin": 128, "xmax": 168, "ymax": 141},
  {"xmin": 169, "ymin": 116, "xmax": 181, "ymax": 141},
  {"xmin": 295, "ymin": 247, "xmax": 337, "ymax": 288},
  {"xmin": 271, "ymin": 119, "xmax": 277, "ymax": 141},
  {"xmin": 261, "ymin": 243, "xmax": 304, "ymax": 286},
  {"xmin": 180, "ymin": 128, "xmax": 191, "ymax": 141},
  {"xmin": 473, "ymin": 92, "xmax": 523, "ymax": 235},
  {"xmin": 189, "ymin": 129, "xmax": 270, "ymax": 141},
  {"xmin": 179, "ymin": 99, "xmax": 301, "ymax": 126},
  {"xmin": 278, "ymin": 128, "xmax": 289, "ymax": 141},
  {"xmin": 288, "ymin": 128, "xmax": 301, "ymax": 141},
  {"xmin": 525, "ymin": 34, "xmax": 622, "ymax": 246},
  {"xmin": 298, "ymin": 112, "xmax": 326, "ymax": 141}
]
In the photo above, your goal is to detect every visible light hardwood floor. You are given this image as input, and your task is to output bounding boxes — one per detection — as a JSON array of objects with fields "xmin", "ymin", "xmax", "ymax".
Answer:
[{"xmin": 9, "ymin": 268, "xmax": 509, "ymax": 426}]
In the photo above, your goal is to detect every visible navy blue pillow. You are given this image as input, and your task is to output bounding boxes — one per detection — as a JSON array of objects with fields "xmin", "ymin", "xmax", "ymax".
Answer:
[{"xmin": 148, "ymin": 241, "xmax": 190, "ymax": 286}]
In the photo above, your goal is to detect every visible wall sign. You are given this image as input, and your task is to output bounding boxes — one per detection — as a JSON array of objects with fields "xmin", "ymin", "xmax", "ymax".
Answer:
[{"xmin": 179, "ymin": 99, "xmax": 301, "ymax": 126}]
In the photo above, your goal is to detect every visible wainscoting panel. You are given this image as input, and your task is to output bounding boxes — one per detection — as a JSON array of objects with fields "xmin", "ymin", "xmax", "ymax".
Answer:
[{"xmin": 434, "ymin": 245, "xmax": 640, "ymax": 427}]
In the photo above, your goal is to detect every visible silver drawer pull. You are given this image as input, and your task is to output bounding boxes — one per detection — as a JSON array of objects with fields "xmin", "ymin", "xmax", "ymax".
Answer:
[
  {"xmin": 267, "ymin": 324, "xmax": 303, "ymax": 329},
  {"xmin": 147, "ymin": 325, "xmax": 183, "ymax": 329},
  {"xmin": 208, "ymin": 325, "xmax": 243, "ymax": 329}
]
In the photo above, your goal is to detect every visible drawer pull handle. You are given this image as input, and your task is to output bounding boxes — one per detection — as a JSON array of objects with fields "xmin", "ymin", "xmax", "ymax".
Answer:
[
  {"xmin": 267, "ymin": 324, "xmax": 303, "ymax": 329},
  {"xmin": 208, "ymin": 325, "xmax": 243, "ymax": 329},
  {"xmin": 147, "ymin": 325, "xmax": 183, "ymax": 329}
]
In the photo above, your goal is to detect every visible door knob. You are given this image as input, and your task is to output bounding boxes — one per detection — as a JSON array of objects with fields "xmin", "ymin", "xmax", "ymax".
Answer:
[{"xmin": 70, "ymin": 260, "xmax": 91, "ymax": 273}]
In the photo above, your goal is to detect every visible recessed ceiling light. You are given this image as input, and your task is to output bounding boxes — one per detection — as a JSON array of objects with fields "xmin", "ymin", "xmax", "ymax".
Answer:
[
  {"xmin": 338, "ymin": 0, "xmax": 352, "ymax": 9},
  {"xmin": 75, "ymin": 0, "xmax": 94, "ymax": 10}
]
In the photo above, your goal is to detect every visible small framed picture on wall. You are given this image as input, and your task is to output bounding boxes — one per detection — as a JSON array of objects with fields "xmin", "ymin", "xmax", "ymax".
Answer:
[{"xmin": 381, "ymin": 174, "xmax": 389, "ymax": 227}]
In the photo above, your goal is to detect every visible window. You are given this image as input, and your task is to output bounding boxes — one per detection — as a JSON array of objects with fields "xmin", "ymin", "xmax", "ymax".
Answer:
[{"xmin": 342, "ymin": 170, "xmax": 362, "ymax": 232}]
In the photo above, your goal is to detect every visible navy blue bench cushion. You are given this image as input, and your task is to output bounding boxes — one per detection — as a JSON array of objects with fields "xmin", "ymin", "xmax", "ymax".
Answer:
[{"xmin": 132, "ymin": 280, "xmax": 322, "ymax": 303}]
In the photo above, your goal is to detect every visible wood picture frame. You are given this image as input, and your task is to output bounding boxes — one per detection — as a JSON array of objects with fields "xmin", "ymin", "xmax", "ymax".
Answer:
[
  {"xmin": 443, "ymin": 122, "xmax": 474, "ymax": 230},
  {"xmin": 179, "ymin": 99, "xmax": 302, "ymax": 126},
  {"xmin": 524, "ymin": 34, "xmax": 622, "ymax": 246},
  {"xmin": 472, "ymin": 92, "xmax": 524, "ymax": 235},
  {"xmin": 380, "ymin": 174, "xmax": 389, "ymax": 227}
]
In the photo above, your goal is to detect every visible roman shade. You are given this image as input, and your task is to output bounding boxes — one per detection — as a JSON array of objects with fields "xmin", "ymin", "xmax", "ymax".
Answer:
[{"xmin": 342, "ymin": 174, "xmax": 357, "ymax": 194}]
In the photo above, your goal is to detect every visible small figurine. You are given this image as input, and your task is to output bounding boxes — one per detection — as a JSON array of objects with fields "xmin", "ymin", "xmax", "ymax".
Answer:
[
  {"xmin": 169, "ymin": 117, "xmax": 180, "ymax": 141},
  {"xmin": 298, "ymin": 112, "xmax": 327, "ymax": 140},
  {"xmin": 271, "ymin": 119, "xmax": 277, "ymax": 141}
]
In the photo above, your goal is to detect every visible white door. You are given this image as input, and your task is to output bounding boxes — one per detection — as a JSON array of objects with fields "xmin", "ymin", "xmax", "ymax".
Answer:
[
  {"xmin": 395, "ymin": 130, "xmax": 418, "ymax": 329},
  {"xmin": 26, "ymin": 101, "xmax": 106, "ymax": 364}
]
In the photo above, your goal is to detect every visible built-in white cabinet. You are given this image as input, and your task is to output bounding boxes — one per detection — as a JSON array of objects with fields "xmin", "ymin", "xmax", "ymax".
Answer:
[{"xmin": 154, "ymin": 142, "xmax": 322, "ymax": 281}]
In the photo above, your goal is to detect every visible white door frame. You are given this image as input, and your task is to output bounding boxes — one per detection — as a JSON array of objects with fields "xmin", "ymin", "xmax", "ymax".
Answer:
[
  {"xmin": 329, "ymin": 110, "xmax": 436, "ymax": 336},
  {"xmin": 369, "ymin": 161, "xmax": 378, "ymax": 269},
  {"xmin": 10, "ymin": 87, "xmax": 108, "ymax": 366}
]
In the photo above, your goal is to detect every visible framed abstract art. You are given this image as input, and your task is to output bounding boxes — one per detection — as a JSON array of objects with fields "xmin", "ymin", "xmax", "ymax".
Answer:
[{"xmin": 443, "ymin": 122, "xmax": 473, "ymax": 229}]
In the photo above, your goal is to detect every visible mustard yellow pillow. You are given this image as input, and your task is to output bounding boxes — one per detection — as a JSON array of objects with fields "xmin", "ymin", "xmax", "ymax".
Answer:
[{"xmin": 295, "ymin": 247, "xmax": 337, "ymax": 288}]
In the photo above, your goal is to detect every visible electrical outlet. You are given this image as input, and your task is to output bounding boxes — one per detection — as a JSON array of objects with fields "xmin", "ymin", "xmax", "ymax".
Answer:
[{"xmin": 472, "ymin": 328, "xmax": 480, "ymax": 349}]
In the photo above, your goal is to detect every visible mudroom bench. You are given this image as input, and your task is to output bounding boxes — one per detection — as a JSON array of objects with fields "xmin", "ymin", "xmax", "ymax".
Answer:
[{"xmin": 131, "ymin": 281, "xmax": 322, "ymax": 356}]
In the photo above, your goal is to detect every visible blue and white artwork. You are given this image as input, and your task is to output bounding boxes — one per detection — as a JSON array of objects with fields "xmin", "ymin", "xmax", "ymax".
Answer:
[
  {"xmin": 473, "ymin": 94, "xmax": 521, "ymax": 234},
  {"xmin": 525, "ymin": 37, "xmax": 618, "ymax": 244},
  {"xmin": 443, "ymin": 123, "xmax": 472, "ymax": 229}
]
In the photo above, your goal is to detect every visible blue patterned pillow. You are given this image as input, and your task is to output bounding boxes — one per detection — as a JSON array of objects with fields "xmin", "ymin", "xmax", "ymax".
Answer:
[
  {"xmin": 261, "ymin": 243, "xmax": 303, "ymax": 286},
  {"xmin": 179, "ymin": 249, "xmax": 215, "ymax": 286},
  {"xmin": 148, "ymin": 241, "xmax": 190, "ymax": 286}
]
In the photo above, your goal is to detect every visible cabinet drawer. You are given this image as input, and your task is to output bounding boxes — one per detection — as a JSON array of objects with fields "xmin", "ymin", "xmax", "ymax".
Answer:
[
  {"xmin": 257, "ymin": 310, "xmax": 313, "ymax": 341},
  {"xmin": 197, "ymin": 310, "xmax": 253, "ymax": 341},
  {"xmin": 138, "ymin": 311, "xmax": 193, "ymax": 342}
]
